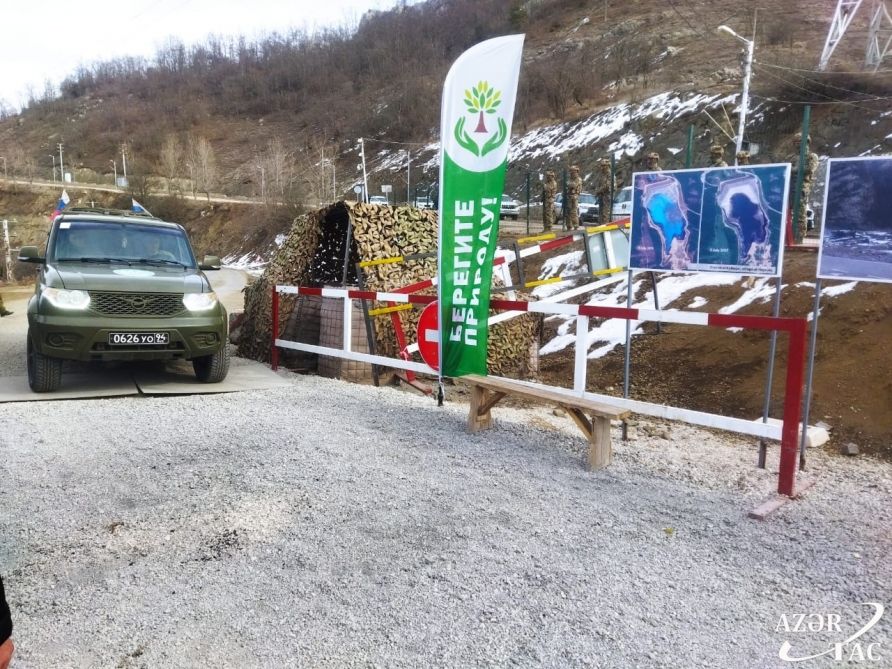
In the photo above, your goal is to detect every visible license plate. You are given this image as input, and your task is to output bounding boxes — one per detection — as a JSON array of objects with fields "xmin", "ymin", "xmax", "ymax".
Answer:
[{"xmin": 108, "ymin": 332, "xmax": 170, "ymax": 345}]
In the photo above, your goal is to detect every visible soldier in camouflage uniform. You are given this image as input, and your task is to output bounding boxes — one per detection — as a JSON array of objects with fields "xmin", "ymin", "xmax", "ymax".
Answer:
[
  {"xmin": 566, "ymin": 165, "xmax": 582, "ymax": 230},
  {"xmin": 736, "ymin": 150, "xmax": 750, "ymax": 165},
  {"xmin": 0, "ymin": 295, "xmax": 10, "ymax": 317},
  {"xmin": 794, "ymin": 135, "xmax": 819, "ymax": 239},
  {"xmin": 709, "ymin": 144, "xmax": 728, "ymax": 167},
  {"xmin": 595, "ymin": 158, "xmax": 614, "ymax": 225},
  {"xmin": 644, "ymin": 151, "xmax": 661, "ymax": 172},
  {"xmin": 541, "ymin": 169, "xmax": 557, "ymax": 232}
]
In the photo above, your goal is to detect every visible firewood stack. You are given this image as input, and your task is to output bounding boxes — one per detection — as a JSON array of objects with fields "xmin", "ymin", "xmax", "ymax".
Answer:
[
  {"xmin": 238, "ymin": 200, "xmax": 539, "ymax": 378},
  {"xmin": 237, "ymin": 209, "xmax": 322, "ymax": 362}
]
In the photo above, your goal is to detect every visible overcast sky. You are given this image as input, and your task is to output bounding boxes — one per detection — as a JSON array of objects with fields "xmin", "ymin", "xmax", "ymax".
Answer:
[{"xmin": 0, "ymin": 0, "xmax": 409, "ymax": 107}]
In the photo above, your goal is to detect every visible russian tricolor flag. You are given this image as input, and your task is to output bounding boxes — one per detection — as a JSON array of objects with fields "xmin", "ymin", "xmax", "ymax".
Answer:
[
  {"xmin": 50, "ymin": 190, "xmax": 70, "ymax": 221},
  {"xmin": 132, "ymin": 199, "xmax": 147, "ymax": 214}
]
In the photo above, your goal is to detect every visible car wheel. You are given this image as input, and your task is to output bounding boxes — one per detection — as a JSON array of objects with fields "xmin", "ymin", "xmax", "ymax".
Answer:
[
  {"xmin": 193, "ymin": 344, "xmax": 230, "ymax": 383},
  {"xmin": 27, "ymin": 333, "xmax": 62, "ymax": 392}
]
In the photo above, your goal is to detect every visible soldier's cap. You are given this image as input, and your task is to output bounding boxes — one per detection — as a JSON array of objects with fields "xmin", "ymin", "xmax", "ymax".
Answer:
[
  {"xmin": 598, "ymin": 158, "xmax": 611, "ymax": 166},
  {"xmin": 710, "ymin": 145, "xmax": 724, "ymax": 153},
  {"xmin": 545, "ymin": 169, "xmax": 555, "ymax": 175},
  {"xmin": 570, "ymin": 165, "xmax": 580, "ymax": 171},
  {"xmin": 736, "ymin": 150, "xmax": 750, "ymax": 157},
  {"xmin": 646, "ymin": 152, "xmax": 659, "ymax": 161}
]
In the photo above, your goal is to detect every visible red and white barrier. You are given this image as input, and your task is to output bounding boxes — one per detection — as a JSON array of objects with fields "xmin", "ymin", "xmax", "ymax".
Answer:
[{"xmin": 271, "ymin": 284, "xmax": 807, "ymax": 497}]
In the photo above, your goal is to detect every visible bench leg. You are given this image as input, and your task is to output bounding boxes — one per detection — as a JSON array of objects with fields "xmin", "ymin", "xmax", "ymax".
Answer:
[
  {"xmin": 565, "ymin": 406, "xmax": 612, "ymax": 470},
  {"xmin": 468, "ymin": 385, "xmax": 493, "ymax": 432}
]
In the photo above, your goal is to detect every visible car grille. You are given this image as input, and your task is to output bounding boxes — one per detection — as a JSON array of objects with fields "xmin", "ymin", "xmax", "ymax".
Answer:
[{"xmin": 88, "ymin": 292, "xmax": 185, "ymax": 317}]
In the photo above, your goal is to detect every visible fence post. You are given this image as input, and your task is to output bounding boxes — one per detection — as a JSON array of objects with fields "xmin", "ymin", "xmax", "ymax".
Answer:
[
  {"xmin": 791, "ymin": 105, "xmax": 811, "ymax": 245},
  {"xmin": 778, "ymin": 320, "xmax": 807, "ymax": 496},
  {"xmin": 525, "ymin": 171, "xmax": 531, "ymax": 235},
  {"xmin": 685, "ymin": 124, "xmax": 694, "ymax": 169},
  {"xmin": 271, "ymin": 284, "xmax": 280, "ymax": 371},
  {"xmin": 609, "ymin": 154, "xmax": 616, "ymax": 221},
  {"xmin": 561, "ymin": 168, "xmax": 568, "ymax": 230}
]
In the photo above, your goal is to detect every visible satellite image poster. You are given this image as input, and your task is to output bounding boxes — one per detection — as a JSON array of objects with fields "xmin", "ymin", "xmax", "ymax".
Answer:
[
  {"xmin": 817, "ymin": 156, "xmax": 892, "ymax": 284},
  {"xmin": 629, "ymin": 163, "xmax": 790, "ymax": 277}
]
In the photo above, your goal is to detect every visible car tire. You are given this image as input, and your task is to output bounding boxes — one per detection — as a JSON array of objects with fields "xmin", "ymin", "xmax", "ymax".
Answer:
[
  {"xmin": 193, "ymin": 344, "xmax": 230, "ymax": 383},
  {"xmin": 27, "ymin": 333, "xmax": 62, "ymax": 392}
]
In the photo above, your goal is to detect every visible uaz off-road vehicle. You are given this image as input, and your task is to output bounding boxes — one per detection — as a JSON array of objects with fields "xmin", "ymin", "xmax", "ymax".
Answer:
[{"xmin": 19, "ymin": 208, "xmax": 229, "ymax": 392}]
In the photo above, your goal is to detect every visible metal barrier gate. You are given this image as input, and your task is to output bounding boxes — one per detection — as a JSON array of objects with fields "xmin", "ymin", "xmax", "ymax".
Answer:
[{"xmin": 271, "ymin": 285, "xmax": 808, "ymax": 497}]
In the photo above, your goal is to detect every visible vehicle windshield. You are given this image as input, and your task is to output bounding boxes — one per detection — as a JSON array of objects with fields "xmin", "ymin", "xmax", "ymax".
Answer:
[
  {"xmin": 51, "ymin": 220, "xmax": 196, "ymax": 268},
  {"xmin": 580, "ymin": 194, "xmax": 596, "ymax": 204},
  {"xmin": 614, "ymin": 188, "xmax": 632, "ymax": 204}
]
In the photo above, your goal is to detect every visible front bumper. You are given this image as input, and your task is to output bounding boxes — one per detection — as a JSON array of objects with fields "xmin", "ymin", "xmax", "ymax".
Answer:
[
  {"xmin": 581, "ymin": 208, "xmax": 599, "ymax": 222},
  {"xmin": 28, "ymin": 308, "xmax": 228, "ymax": 361}
]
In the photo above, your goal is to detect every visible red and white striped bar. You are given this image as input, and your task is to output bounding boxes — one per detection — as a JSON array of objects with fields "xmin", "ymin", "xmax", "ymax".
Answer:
[{"xmin": 272, "ymin": 284, "xmax": 808, "ymax": 497}]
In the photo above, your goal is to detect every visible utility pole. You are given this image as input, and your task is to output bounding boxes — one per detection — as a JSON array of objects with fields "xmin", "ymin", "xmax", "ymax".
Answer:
[
  {"xmin": 110, "ymin": 159, "xmax": 117, "ymax": 186},
  {"xmin": 718, "ymin": 24, "xmax": 755, "ymax": 163},
  {"xmin": 57, "ymin": 142, "xmax": 64, "ymax": 183},
  {"xmin": 406, "ymin": 150, "xmax": 411, "ymax": 205},
  {"xmin": 2, "ymin": 219, "xmax": 12, "ymax": 282},
  {"xmin": 321, "ymin": 147, "xmax": 326, "ymax": 201},
  {"xmin": 121, "ymin": 143, "xmax": 128, "ymax": 183},
  {"xmin": 359, "ymin": 138, "xmax": 369, "ymax": 203},
  {"xmin": 49, "ymin": 155, "xmax": 56, "ymax": 182},
  {"xmin": 1, "ymin": 156, "xmax": 6, "ymax": 179}
]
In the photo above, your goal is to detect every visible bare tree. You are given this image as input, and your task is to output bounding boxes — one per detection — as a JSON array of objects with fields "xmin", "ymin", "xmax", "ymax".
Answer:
[
  {"xmin": 21, "ymin": 155, "xmax": 37, "ymax": 183},
  {"xmin": 159, "ymin": 134, "xmax": 183, "ymax": 193},
  {"xmin": 264, "ymin": 138, "xmax": 292, "ymax": 202},
  {"xmin": 189, "ymin": 135, "xmax": 217, "ymax": 202}
]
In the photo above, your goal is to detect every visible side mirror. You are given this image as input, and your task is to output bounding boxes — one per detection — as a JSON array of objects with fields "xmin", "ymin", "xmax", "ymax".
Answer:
[
  {"xmin": 18, "ymin": 246, "xmax": 44, "ymax": 263},
  {"xmin": 199, "ymin": 255, "xmax": 221, "ymax": 270}
]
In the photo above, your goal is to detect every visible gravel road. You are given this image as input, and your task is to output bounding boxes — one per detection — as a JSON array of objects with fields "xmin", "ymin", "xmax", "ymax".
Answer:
[{"xmin": 1, "ymin": 370, "xmax": 890, "ymax": 668}]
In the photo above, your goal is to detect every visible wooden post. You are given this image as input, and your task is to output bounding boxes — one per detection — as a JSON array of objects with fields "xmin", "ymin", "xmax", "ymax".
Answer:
[
  {"xmin": 270, "ymin": 285, "xmax": 279, "ymax": 371},
  {"xmin": 468, "ymin": 386, "xmax": 506, "ymax": 432},
  {"xmin": 566, "ymin": 407, "xmax": 612, "ymax": 470}
]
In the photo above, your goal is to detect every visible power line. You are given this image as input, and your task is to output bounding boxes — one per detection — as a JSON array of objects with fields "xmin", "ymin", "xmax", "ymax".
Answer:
[
  {"xmin": 666, "ymin": 0, "xmax": 711, "ymax": 39},
  {"xmin": 757, "ymin": 61, "xmax": 892, "ymax": 75},
  {"xmin": 361, "ymin": 137, "xmax": 429, "ymax": 148},
  {"xmin": 750, "ymin": 93, "xmax": 889, "ymax": 106},
  {"xmin": 755, "ymin": 60, "xmax": 892, "ymax": 101},
  {"xmin": 760, "ymin": 61, "xmax": 892, "ymax": 75},
  {"xmin": 752, "ymin": 63, "xmax": 891, "ymax": 112}
]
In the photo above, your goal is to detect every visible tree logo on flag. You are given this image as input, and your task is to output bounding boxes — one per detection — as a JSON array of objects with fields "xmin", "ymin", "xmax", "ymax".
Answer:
[{"xmin": 454, "ymin": 81, "xmax": 508, "ymax": 158}]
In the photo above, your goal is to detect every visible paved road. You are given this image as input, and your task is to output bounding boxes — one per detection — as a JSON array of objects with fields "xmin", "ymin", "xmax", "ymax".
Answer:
[{"xmin": 0, "ymin": 177, "xmax": 263, "ymax": 206}]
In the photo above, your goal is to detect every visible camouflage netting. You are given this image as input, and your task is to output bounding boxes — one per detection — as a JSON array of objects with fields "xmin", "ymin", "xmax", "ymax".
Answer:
[{"xmin": 238, "ymin": 200, "xmax": 539, "ymax": 378}]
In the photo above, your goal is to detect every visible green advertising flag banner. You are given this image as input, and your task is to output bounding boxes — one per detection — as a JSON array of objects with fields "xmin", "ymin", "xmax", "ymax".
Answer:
[{"xmin": 437, "ymin": 34, "xmax": 524, "ymax": 378}]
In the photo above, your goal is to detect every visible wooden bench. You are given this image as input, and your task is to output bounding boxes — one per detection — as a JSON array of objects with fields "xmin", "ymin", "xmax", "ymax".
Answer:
[{"xmin": 461, "ymin": 375, "xmax": 631, "ymax": 470}]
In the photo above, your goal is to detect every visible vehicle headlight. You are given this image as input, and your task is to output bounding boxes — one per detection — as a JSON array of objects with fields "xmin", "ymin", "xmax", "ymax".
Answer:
[
  {"xmin": 183, "ymin": 291, "xmax": 218, "ymax": 311},
  {"xmin": 43, "ymin": 287, "xmax": 91, "ymax": 310}
]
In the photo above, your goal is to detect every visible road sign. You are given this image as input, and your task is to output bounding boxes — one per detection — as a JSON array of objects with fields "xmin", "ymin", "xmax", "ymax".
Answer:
[
  {"xmin": 381, "ymin": 184, "xmax": 392, "ymax": 193},
  {"xmin": 353, "ymin": 185, "xmax": 363, "ymax": 194},
  {"xmin": 417, "ymin": 301, "xmax": 439, "ymax": 370}
]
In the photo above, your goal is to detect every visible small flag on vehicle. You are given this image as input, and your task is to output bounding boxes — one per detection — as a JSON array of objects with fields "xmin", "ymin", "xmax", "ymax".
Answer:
[
  {"xmin": 132, "ymin": 199, "xmax": 148, "ymax": 214},
  {"xmin": 50, "ymin": 190, "xmax": 70, "ymax": 221}
]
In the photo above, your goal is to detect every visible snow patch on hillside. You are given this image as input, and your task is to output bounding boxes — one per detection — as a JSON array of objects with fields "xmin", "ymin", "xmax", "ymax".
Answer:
[
  {"xmin": 414, "ymin": 91, "xmax": 736, "ymax": 171},
  {"xmin": 223, "ymin": 252, "xmax": 267, "ymax": 277}
]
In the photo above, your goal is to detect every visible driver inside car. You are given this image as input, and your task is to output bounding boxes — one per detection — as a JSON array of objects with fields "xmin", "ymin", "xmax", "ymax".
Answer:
[{"xmin": 138, "ymin": 233, "xmax": 176, "ymax": 261}]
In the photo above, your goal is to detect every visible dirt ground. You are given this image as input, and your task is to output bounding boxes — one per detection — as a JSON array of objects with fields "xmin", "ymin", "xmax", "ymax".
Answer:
[{"xmin": 510, "ymin": 233, "xmax": 892, "ymax": 460}]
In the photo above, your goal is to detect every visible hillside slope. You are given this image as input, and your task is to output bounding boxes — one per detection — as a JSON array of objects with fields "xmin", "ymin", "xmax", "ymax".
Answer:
[{"xmin": 1, "ymin": 0, "xmax": 890, "ymax": 202}]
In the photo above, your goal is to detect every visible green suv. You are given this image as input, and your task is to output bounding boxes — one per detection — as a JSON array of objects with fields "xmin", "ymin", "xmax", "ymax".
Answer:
[{"xmin": 19, "ymin": 208, "xmax": 229, "ymax": 392}]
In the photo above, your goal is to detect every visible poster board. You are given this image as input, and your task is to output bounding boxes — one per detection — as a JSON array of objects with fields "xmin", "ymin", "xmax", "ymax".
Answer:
[
  {"xmin": 817, "ymin": 155, "xmax": 892, "ymax": 284},
  {"xmin": 629, "ymin": 164, "xmax": 790, "ymax": 277}
]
